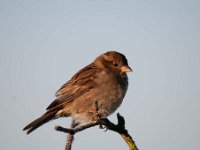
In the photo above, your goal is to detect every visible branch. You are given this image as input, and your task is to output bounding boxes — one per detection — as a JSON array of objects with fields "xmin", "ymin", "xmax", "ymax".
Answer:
[
  {"xmin": 100, "ymin": 113, "xmax": 139, "ymax": 150},
  {"xmin": 55, "ymin": 99, "xmax": 138, "ymax": 150},
  {"xmin": 55, "ymin": 114, "xmax": 138, "ymax": 150},
  {"xmin": 64, "ymin": 120, "xmax": 79, "ymax": 150}
]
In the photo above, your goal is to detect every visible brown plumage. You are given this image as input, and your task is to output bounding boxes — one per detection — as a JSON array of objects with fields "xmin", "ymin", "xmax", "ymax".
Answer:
[{"xmin": 23, "ymin": 51, "xmax": 132, "ymax": 134}]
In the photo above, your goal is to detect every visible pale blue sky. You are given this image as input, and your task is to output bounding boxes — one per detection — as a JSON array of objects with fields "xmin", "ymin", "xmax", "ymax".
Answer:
[{"xmin": 0, "ymin": 1, "xmax": 200, "ymax": 150}]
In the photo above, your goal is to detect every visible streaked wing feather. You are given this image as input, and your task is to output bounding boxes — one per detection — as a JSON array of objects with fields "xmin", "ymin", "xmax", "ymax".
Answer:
[{"xmin": 46, "ymin": 63, "xmax": 100, "ymax": 110}]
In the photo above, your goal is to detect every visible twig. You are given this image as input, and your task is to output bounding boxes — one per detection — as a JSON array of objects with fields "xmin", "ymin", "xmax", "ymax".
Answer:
[
  {"xmin": 55, "ymin": 114, "xmax": 138, "ymax": 150},
  {"xmin": 65, "ymin": 120, "xmax": 79, "ymax": 150},
  {"xmin": 65, "ymin": 133, "xmax": 73, "ymax": 150},
  {"xmin": 55, "ymin": 100, "xmax": 138, "ymax": 150},
  {"xmin": 100, "ymin": 114, "xmax": 139, "ymax": 150},
  {"xmin": 55, "ymin": 121, "xmax": 99, "ymax": 134}
]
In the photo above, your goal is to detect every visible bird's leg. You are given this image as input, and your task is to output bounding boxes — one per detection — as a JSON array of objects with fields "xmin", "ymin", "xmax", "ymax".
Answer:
[
  {"xmin": 89, "ymin": 100, "xmax": 101, "ymax": 121},
  {"xmin": 89, "ymin": 100, "xmax": 109, "ymax": 129}
]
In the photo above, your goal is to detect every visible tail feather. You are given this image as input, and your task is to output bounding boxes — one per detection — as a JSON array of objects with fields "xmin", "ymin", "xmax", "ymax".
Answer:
[{"xmin": 23, "ymin": 110, "xmax": 58, "ymax": 134}]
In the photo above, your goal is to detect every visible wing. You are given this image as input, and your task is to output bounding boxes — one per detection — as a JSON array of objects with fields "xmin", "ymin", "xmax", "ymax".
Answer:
[{"xmin": 46, "ymin": 63, "xmax": 101, "ymax": 110}]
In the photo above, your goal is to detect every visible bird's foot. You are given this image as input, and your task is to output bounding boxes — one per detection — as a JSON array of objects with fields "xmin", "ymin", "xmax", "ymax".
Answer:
[{"xmin": 89, "ymin": 108, "xmax": 108, "ymax": 121}]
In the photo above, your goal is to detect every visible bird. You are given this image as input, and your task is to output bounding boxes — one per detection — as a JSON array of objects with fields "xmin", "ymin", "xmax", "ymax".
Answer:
[{"xmin": 23, "ymin": 51, "xmax": 132, "ymax": 134}]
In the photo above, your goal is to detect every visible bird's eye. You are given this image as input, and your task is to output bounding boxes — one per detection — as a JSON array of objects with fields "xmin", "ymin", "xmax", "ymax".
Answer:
[{"xmin": 113, "ymin": 63, "xmax": 118, "ymax": 67}]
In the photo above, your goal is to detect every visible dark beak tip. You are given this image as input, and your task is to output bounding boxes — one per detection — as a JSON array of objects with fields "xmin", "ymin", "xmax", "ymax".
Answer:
[{"xmin": 128, "ymin": 67, "xmax": 133, "ymax": 72}]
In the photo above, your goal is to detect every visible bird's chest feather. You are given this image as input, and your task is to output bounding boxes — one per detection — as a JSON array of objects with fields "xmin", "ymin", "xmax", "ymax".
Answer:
[{"xmin": 95, "ymin": 71, "xmax": 128, "ymax": 115}]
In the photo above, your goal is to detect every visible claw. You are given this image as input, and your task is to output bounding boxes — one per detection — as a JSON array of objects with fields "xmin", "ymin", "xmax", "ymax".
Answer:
[{"xmin": 98, "ymin": 124, "xmax": 108, "ymax": 132}]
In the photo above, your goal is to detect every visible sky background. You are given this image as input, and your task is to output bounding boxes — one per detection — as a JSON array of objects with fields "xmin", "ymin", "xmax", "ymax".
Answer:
[{"xmin": 0, "ymin": 1, "xmax": 200, "ymax": 150}]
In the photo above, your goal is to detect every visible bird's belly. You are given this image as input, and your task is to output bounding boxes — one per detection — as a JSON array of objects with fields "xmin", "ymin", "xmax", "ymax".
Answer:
[{"xmin": 69, "ymin": 84, "xmax": 125, "ymax": 122}]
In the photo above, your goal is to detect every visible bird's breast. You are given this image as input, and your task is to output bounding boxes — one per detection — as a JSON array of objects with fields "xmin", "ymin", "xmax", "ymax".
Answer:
[{"xmin": 95, "ymin": 73, "xmax": 128, "ymax": 116}]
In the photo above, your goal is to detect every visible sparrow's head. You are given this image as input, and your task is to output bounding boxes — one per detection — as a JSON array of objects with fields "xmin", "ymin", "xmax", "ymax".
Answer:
[{"xmin": 95, "ymin": 51, "xmax": 132, "ymax": 74}]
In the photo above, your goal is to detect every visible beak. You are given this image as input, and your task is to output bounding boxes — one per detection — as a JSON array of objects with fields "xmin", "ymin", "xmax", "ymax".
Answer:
[{"xmin": 120, "ymin": 65, "xmax": 133, "ymax": 73}]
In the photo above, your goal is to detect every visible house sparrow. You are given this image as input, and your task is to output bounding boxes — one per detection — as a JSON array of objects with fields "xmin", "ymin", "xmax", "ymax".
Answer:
[{"xmin": 23, "ymin": 51, "xmax": 132, "ymax": 134}]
